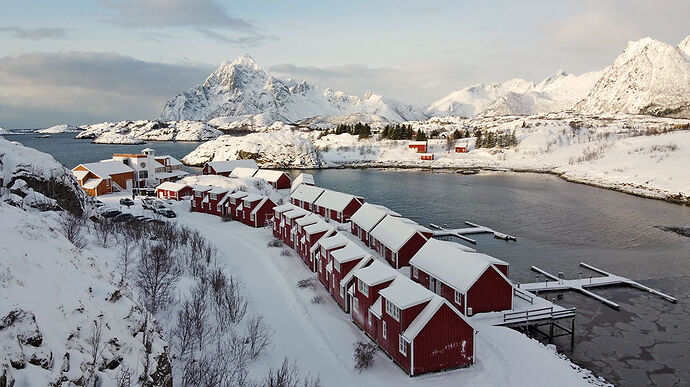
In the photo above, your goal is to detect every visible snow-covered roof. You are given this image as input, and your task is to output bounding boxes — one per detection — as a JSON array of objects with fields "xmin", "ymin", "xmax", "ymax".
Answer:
[
  {"xmin": 291, "ymin": 173, "xmax": 314, "ymax": 193},
  {"xmin": 304, "ymin": 220, "xmax": 332, "ymax": 236},
  {"xmin": 340, "ymin": 256, "xmax": 373, "ymax": 288},
  {"xmin": 191, "ymin": 185, "xmax": 214, "ymax": 192},
  {"xmin": 273, "ymin": 203, "xmax": 297, "ymax": 214},
  {"xmin": 283, "ymin": 208, "xmax": 309, "ymax": 220},
  {"xmin": 75, "ymin": 161, "xmax": 134, "ymax": 179},
  {"xmin": 409, "ymin": 141, "xmax": 427, "ymax": 146},
  {"xmin": 409, "ymin": 239, "xmax": 510, "ymax": 293},
  {"xmin": 326, "ymin": 261, "xmax": 333, "ymax": 273},
  {"xmin": 242, "ymin": 193, "xmax": 263, "ymax": 203},
  {"xmin": 251, "ymin": 197, "xmax": 271, "ymax": 215},
  {"xmin": 209, "ymin": 187, "xmax": 229, "ymax": 195},
  {"xmin": 228, "ymin": 191, "xmax": 248, "ymax": 199},
  {"xmin": 370, "ymin": 215, "xmax": 431, "ymax": 252},
  {"xmin": 313, "ymin": 189, "xmax": 362, "ymax": 212},
  {"xmin": 318, "ymin": 233, "xmax": 349, "ymax": 251},
  {"xmin": 82, "ymin": 178, "xmax": 102, "ymax": 189},
  {"xmin": 350, "ymin": 203, "xmax": 400, "ymax": 232},
  {"xmin": 370, "ymin": 296, "xmax": 383, "ymax": 318},
  {"xmin": 72, "ymin": 169, "xmax": 88, "ymax": 181},
  {"xmin": 295, "ymin": 213, "xmax": 319, "ymax": 227},
  {"xmin": 156, "ymin": 181, "xmax": 188, "ymax": 192},
  {"xmin": 290, "ymin": 184, "xmax": 325, "ymax": 204},
  {"xmin": 218, "ymin": 192, "xmax": 232, "ymax": 206},
  {"xmin": 354, "ymin": 260, "xmax": 398, "ymax": 287},
  {"xmin": 230, "ymin": 167, "xmax": 258, "ymax": 178},
  {"xmin": 142, "ymin": 147, "xmax": 154, "ymax": 153},
  {"xmin": 254, "ymin": 169, "xmax": 288, "ymax": 183},
  {"xmin": 158, "ymin": 155, "xmax": 183, "ymax": 166},
  {"xmin": 207, "ymin": 159, "xmax": 257, "ymax": 173},
  {"xmin": 331, "ymin": 242, "xmax": 367, "ymax": 264},
  {"xmin": 201, "ymin": 195, "xmax": 209, "ymax": 203},
  {"xmin": 379, "ymin": 275, "xmax": 433, "ymax": 309},
  {"xmin": 401, "ymin": 295, "xmax": 473, "ymax": 342},
  {"xmin": 309, "ymin": 229, "xmax": 336, "ymax": 253}
]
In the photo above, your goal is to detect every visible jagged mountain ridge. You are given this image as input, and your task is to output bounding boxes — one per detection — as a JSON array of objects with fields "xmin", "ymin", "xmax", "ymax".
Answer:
[{"xmin": 160, "ymin": 54, "xmax": 427, "ymax": 123}]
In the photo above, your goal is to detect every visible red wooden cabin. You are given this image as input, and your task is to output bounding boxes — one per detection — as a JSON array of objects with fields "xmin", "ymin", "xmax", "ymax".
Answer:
[
  {"xmin": 254, "ymin": 169, "xmax": 292, "ymax": 190},
  {"xmin": 303, "ymin": 222, "xmax": 335, "ymax": 271},
  {"xmin": 207, "ymin": 187, "xmax": 229, "ymax": 217},
  {"xmin": 272, "ymin": 203, "xmax": 298, "ymax": 239},
  {"xmin": 410, "ymin": 239, "xmax": 513, "ymax": 315},
  {"xmin": 225, "ymin": 191, "xmax": 248, "ymax": 220},
  {"xmin": 408, "ymin": 141, "xmax": 427, "ymax": 153},
  {"xmin": 294, "ymin": 213, "xmax": 319, "ymax": 257},
  {"xmin": 350, "ymin": 203, "xmax": 400, "ymax": 247},
  {"xmin": 237, "ymin": 193, "xmax": 270, "ymax": 227},
  {"xmin": 190, "ymin": 185, "xmax": 213, "ymax": 213},
  {"xmin": 329, "ymin": 242, "xmax": 370, "ymax": 312},
  {"xmin": 369, "ymin": 215, "xmax": 433, "ymax": 269},
  {"xmin": 245, "ymin": 196, "xmax": 275, "ymax": 227},
  {"xmin": 316, "ymin": 233, "xmax": 349, "ymax": 288},
  {"xmin": 313, "ymin": 189, "xmax": 364, "ymax": 223},
  {"xmin": 420, "ymin": 153, "xmax": 434, "ymax": 161},
  {"xmin": 350, "ymin": 260, "xmax": 399, "ymax": 340},
  {"xmin": 290, "ymin": 184, "xmax": 325, "ymax": 212},
  {"xmin": 281, "ymin": 208, "xmax": 309, "ymax": 247},
  {"xmin": 377, "ymin": 276, "xmax": 476, "ymax": 375},
  {"xmin": 455, "ymin": 146, "xmax": 467, "ymax": 153},
  {"xmin": 156, "ymin": 182, "xmax": 192, "ymax": 201}
]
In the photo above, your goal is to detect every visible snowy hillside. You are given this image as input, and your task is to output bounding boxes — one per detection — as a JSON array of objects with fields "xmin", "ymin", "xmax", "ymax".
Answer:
[
  {"xmin": 76, "ymin": 120, "xmax": 223, "ymax": 144},
  {"xmin": 427, "ymin": 70, "xmax": 602, "ymax": 117},
  {"xmin": 37, "ymin": 124, "xmax": 81, "ymax": 134},
  {"xmin": 160, "ymin": 54, "xmax": 427, "ymax": 124},
  {"xmin": 576, "ymin": 36, "xmax": 690, "ymax": 118}
]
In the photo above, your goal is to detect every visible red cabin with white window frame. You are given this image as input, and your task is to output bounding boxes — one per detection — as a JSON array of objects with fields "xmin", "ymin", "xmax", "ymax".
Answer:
[
  {"xmin": 377, "ymin": 276, "xmax": 476, "ymax": 375},
  {"xmin": 408, "ymin": 141, "xmax": 427, "ymax": 153},
  {"xmin": 420, "ymin": 153, "xmax": 434, "ymax": 161},
  {"xmin": 369, "ymin": 215, "xmax": 433, "ymax": 269},
  {"xmin": 246, "ymin": 196, "xmax": 275, "ymax": 227},
  {"xmin": 224, "ymin": 191, "xmax": 248, "ymax": 220},
  {"xmin": 272, "ymin": 203, "xmax": 298, "ymax": 239},
  {"xmin": 156, "ymin": 182, "xmax": 193, "ymax": 201},
  {"xmin": 315, "ymin": 233, "xmax": 349, "ymax": 288},
  {"xmin": 281, "ymin": 208, "xmax": 309, "ymax": 247},
  {"xmin": 254, "ymin": 169, "xmax": 292, "ymax": 190},
  {"xmin": 294, "ymin": 213, "xmax": 319, "ymax": 257},
  {"xmin": 190, "ymin": 185, "xmax": 213, "ymax": 213},
  {"xmin": 303, "ymin": 222, "xmax": 335, "ymax": 271},
  {"xmin": 290, "ymin": 184, "xmax": 325, "ymax": 212},
  {"xmin": 410, "ymin": 238, "xmax": 513, "ymax": 315},
  {"xmin": 455, "ymin": 146, "xmax": 467, "ymax": 153},
  {"xmin": 312, "ymin": 189, "xmax": 364, "ymax": 223},
  {"xmin": 350, "ymin": 260, "xmax": 399, "ymax": 340},
  {"xmin": 329, "ymin": 242, "xmax": 371, "ymax": 312},
  {"xmin": 207, "ymin": 187, "xmax": 229, "ymax": 216},
  {"xmin": 350, "ymin": 203, "xmax": 401, "ymax": 247}
]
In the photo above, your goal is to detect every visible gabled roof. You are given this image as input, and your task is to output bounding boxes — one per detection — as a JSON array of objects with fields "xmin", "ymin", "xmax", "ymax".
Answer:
[
  {"xmin": 313, "ymin": 189, "xmax": 362, "ymax": 213},
  {"xmin": 291, "ymin": 173, "xmax": 314, "ymax": 193},
  {"xmin": 304, "ymin": 219, "xmax": 332, "ymax": 236},
  {"xmin": 206, "ymin": 159, "xmax": 257, "ymax": 173},
  {"xmin": 72, "ymin": 169, "xmax": 89, "ymax": 181},
  {"xmin": 208, "ymin": 187, "xmax": 229, "ymax": 195},
  {"xmin": 230, "ymin": 167, "xmax": 259, "ymax": 178},
  {"xmin": 82, "ymin": 178, "xmax": 103, "ymax": 189},
  {"xmin": 156, "ymin": 181, "xmax": 188, "ymax": 192},
  {"xmin": 228, "ymin": 191, "xmax": 248, "ymax": 200},
  {"xmin": 191, "ymin": 185, "xmax": 214, "ymax": 192},
  {"xmin": 309, "ymin": 228, "xmax": 336, "ymax": 253},
  {"xmin": 409, "ymin": 238, "xmax": 511, "ymax": 293},
  {"xmin": 350, "ymin": 203, "xmax": 400, "ymax": 232},
  {"xmin": 317, "ymin": 233, "xmax": 349, "ymax": 251},
  {"xmin": 370, "ymin": 296, "xmax": 383, "ymax": 318},
  {"xmin": 74, "ymin": 161, "xmax": 134, "ymax": 179},
  {"xmin": 370, "ymin": 215, "xmax": 431, "ymax": 252},
  {"xmin": 295, "ymin": 212, "xmax": 319, "ymax": 227},
  {"xmin": 273, "ymin": 203, "xmax": 298, "ymax": 214},
  {"xmin": 409, "ymin": 141, "xmax": 427, "ymax": 146},
  {"xmin": 340, "ymin": 255, "xmax": 373, "ymax": 288},
  {"xmin": 353, "ymin": 259, "xmax": 398, "ymax": 287},
  {"xmin": 251, "ymin": 197, "xmax": 272, "ymax": 215},
  {"xmin": 283, "ymin": 208, "xmax": 309, "ymax": 220},
  {"xmin": 290, "ymin": 184, "xmax": 325, "ymax": 204},
  {"xmin": 242, "ymin": 193, "xmax": 263, "ymax": 203},
  {"xmin": 331, "ymin": 242, "xmax": 367, "ymax": 264},
  {"xmin": 254, "ymin": 169, "xmax": 289, "ymax": 183},
  {"xmin": 379, "ymin": 275, "xmax": 433, "ymax": 310},
  {"xmin": 401, "ymin": 296, "xmax": 474, "ymax": 342}
]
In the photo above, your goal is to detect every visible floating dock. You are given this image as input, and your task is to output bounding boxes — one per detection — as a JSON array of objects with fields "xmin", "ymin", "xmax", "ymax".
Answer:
[
  {"xmin": 519, "ymin": 262, "xmax": 677, "ymax": 310},
  {"xmin": 430, "ymin": 221, "xmax": 517, "ymax": 244}
]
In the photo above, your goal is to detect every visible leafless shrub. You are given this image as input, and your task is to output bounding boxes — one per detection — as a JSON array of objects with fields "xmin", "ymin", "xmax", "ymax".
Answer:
[
  {"xmin": 172, "ymin": 300, "xmax": 195, "ymax": 360},
  {"xmin": 209, "ymin": 269, "xmax": 247, "ymax": 329},
  {"xmin": 246, "ymin": 315, "xmax": 271, "ymax": 360},
  {"xmin": 280, "ymin": 249, "xmax": 292, "ymax": 257},
  {"xmin": 94, "ymin": 219, "xmax": 114, "ymax": 248},
  {"xmin": 59, "ymin": 213, "xmax": 87, "ymax": 248},
  {"xmin": 136, "ymin": 242, "xmax": 181, "ymax": 313},
  {"xmin": 353, "ymin": 341, "xmax": 378, "ymax": 372},
  {"xmin": 311, "ymin": 295, "xmax": 323, "ymax": 304},
  {"xmin": 296, "ymin": 278, "xmax": 315, "ymax": 289},
  {"xmin": 259, "ymin": 358, "xmax": 322, "ymax": 387},
  {"xmin": 267, "ymin": 238, "xmax": 284, "ymax": 248},
  {"xmin": 115, "ymin": 223, "xmax": 139, "ymax": 285},
  {"xmin": 86, "ymin": 320, "xmax": 104, "ymax": 386},
  {"xmin": 189, "ymin": 280, "xmax": 210, "ymax": 352}
]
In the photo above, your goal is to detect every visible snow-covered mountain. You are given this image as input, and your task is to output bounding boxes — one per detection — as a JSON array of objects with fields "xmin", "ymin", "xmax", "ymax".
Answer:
[
  {"xmin": 575, "ymin": 36, "xmax": 690, "ymax": 118},
  {"xmin": 427, "ymin": 70, "xmax": 602, "ymax": 117},
  {"xmin": 160, "ymin": 54, "xmax": 427, "ymax": 124},
  {"xmin": 76, "ymin": 120, "xmax": 223, "ymax": 144}
]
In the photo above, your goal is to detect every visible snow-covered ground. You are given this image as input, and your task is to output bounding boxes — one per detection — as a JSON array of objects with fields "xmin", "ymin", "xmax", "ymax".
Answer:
[
  {"xmin": 95, "ymin": 191, "xmax": 604, "ymax": 387},
  {"xmin": 37, "ymin": 124, "xmax": 81, "ymax": 134},
  {"xmin": 0, "ymin": 126, "xmax": 9, "ymax": 135},
  {"xmin": 75, "ymin": 120, "xmax": 223, "ymax": 144},
  {"xmin": 181, "ymin": 114, "xmax": 690, "ymax": 203}
]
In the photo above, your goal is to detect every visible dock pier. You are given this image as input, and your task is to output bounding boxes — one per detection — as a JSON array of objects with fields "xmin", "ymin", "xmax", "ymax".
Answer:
[{"xmin": 430, "ymin": 221, "xmax": 517, "ymax": 244}]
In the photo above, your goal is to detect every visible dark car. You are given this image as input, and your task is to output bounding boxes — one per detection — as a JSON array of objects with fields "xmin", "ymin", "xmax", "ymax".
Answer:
[
  {"xmin": 112, "ymin": 213, "xmax": 134, "ymax": 222},
  {"xmin": 160, "ymin": 209, "xmax": 176, "ymax": 218},
  {"xmin": 119, "ymin": 198, "xmax": 134, "ymax": 206},
  {"xmin": 101, "ymin": 210, "xmax": 122, "ymax": 219}
]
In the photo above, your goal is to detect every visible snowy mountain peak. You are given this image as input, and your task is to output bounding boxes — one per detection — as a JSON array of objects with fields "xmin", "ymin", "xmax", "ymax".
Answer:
[{"xmin": 679, "ymin": 34, "xmax": 690, "ymax": 57}]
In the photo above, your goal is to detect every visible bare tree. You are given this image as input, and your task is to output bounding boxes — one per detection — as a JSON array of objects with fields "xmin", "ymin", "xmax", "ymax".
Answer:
[
  {"xmin": 115, "ymin": 224, "xmax": 138, "ymax": 286},
  {"xmin": 259, "ymin": 358, "xmax": 321, "ymax": 387},
  {"xmin": 136, "ymin": 242, "xmax": 181, "ymax": 313},
  {"xmin": 58, "ymin": 213, "xmax": 87, "ymax": 248},
  {"xmin": 86, "ymin": 320, "xmax": 104, "ymax": 387},
  {"xmin": 93, "ymin": 219, "xmax": 113, "ymax": 248},
  {"xmin": 353, "ymin": 341, "xmax": 378, "ymax": 372},
  {"xmin": 246, "ymin": 315, "xmax": 271, "ymax": 360},
  {"xmin": 209, "ymin": 269, "xmax": 247, "ymax": 329},
  {"xmin": 189, "ymin": 280, "xmax": 209, "ymax": 352},
  {"xmin": 172, "ymin": 300, "xmax": 195, "ymax": 361}
]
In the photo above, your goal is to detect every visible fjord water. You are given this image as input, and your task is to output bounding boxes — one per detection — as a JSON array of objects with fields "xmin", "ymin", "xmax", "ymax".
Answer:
[
  {"xmin": 8, "ymin": 133, "xmax": 689, "ymax": 385},
  {"xmin": 289, "ymin": 168, "xmax": 690, "ymax": 386}
]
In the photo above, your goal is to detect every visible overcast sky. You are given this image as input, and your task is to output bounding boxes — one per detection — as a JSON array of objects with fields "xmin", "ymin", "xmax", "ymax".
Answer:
[{"xmin": 1, "ymin": 0, "xmax": 688, "ymax": 128}]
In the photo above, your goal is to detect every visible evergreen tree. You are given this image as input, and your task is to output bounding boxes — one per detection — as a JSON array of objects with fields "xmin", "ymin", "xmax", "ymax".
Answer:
[{"xmin": 415, "ymin": 130, "xmax": 427, "ymax": 141}]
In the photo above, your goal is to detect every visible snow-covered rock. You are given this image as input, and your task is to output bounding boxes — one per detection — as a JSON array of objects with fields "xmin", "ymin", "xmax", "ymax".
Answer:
[
  {"xmin": 0, "ymin": 127, "xmax": 8, "ymax": 135},
  {"xmin": 160, "ymin": 54, "xmax": 427, "ymax": 124},
  {"xmin": 76, "ymin": 120, "xmax": 223, "ymax": 144},
  {"xmin": 37, "ymin": 124, "xmax": 80, "ymax": 134},
  {"xmin": 576, "ymin": 36, "xmax": 690, "ymax": 118}
]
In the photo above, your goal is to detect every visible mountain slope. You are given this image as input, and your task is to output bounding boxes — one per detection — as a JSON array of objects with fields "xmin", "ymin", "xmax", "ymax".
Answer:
[
  {"xmin": 576, "ymin": 36, "xmax": 690, "ymax": 118},
  {"xmin": 160, "ymin": 55, "xmax": 427, "ymax": 123}
]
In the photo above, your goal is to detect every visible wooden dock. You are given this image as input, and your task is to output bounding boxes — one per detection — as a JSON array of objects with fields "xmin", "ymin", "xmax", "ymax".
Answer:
[
  {"xmin": 430, "ymin": 221, "xmax": 517, "ymax": 244},
  {"xmin": 519, "ymin": 262, "xmax": 677, "ymax": 310}
]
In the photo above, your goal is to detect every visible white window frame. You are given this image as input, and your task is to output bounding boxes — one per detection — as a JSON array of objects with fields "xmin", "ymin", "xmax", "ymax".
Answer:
[
  {"xmin": 192, "ymin": 201, "xmax": 196, "ymax": 208},
  {"xmin": 217, "ymin": 204, "xmax": 222, "ymax": 212},
  {"xmin": 454, "ymin": 290, "xmax": 462, "ymax": 305},
  {"xmin": 368, "ymin": 311, "xmax": 372, "ymax": 325},
  {"xmin": 210, "ymin": 193, "xmax": 217, "ymax": 200},
  {"xmin": 382, "ymin": 320, "xmax": 387, "ymax": 339},
  {"xmin": 353, "ymin": 296, "xmax": 359, "ymax": 311},
  {"xmin": 357, "ymin": 279, "xmax": 369, "ymax": 297},
  {"xmin": 195, "ymin": 191, "xmax": 201, "ymax": 198},
  {"xmin": 412, "ymin": 266, "xmax": 418, "ymax": 279},
  {"xmin": 399, "ymin": 335, "xmax": 407, "ymax": 355},
  {"xmin": 340, "ymin": 286, "xmax": 344, "ymax": 298},
  {"xmin": 385, "ymin": 299, "xmax": 400, "ymax": 322}
]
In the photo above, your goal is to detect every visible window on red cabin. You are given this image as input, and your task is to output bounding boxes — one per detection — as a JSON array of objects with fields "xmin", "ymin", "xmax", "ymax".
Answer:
[
  {"xmin": 382, "ymin": 320, "xmax": 387, "ymax": 339},
  {"xmin": 357, "ymin": 279, "xmax": 369, "ymax": 297},
  {"xmin": 385, "ymin": 299, "xmax": 400, "ymax": 321},
  {"xmin": 399, "ymin": 335, "xmax": 407, "ymax": 355}
]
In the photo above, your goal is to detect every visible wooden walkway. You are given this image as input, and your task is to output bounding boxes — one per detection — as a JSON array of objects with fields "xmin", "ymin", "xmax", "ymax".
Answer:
[
  {"xmin": 430, "ymin": 221, "xmax": 517, "ymax": 244},
  {"xmin": 519, "ymin": 263, "xmax": 677, "ymax": 310}
]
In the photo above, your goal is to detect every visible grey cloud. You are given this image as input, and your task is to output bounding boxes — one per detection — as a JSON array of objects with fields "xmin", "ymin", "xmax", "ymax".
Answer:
[
  {"xmin": 0, "ymin": 51, "xmax": 213, "ymax": 128},
  {"xmin": 194, "ymin": 28, "xmax": 275, "ymax": 47},
  {"xmin": 0, "ymin": 26, "xmax": 71, "ymax": 40}
]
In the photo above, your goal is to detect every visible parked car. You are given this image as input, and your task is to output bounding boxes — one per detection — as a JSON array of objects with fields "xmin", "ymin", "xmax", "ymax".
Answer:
[
  {"xmin": 160, "ymin": 209, "xmax": 177, "ymax": 218},
  {"xmin": 119, "ymin": 197, "xmax": 134, "ymax": 206},
  {"xmin": 101, "ymin": 210, "xmax": 121, "ymax": 219},
  {"xmin": 112, "ymin": 213, "xmax": 133, "ymax": 222}
]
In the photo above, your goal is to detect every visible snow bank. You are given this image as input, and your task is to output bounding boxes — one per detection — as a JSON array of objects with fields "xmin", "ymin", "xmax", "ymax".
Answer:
[{"xmin": 76, "ymin": 120, "xmax": 223, "ymax": 144}]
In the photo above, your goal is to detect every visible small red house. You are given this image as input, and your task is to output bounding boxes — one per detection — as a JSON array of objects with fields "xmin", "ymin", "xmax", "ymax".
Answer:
[
  {"xmin": 455, "ymin": 146, "xmax": 467, "ymax": 153},
  {"xmin": 238, "ymin": 193, "xmax": 275, "ymax": 227},
  {"xmin": 377, "ymin": 276, "xmax": 476, "ymax": 375},
  {"xmin": 329, "ymin": 242, "xmax": 371, "ymax": 312},
  {"xmin": 207, "ymin": 187, "xmax": 229, "ymax": 216},
  {"xmin": 290, "ymin": 184, "xmax": 325, "ymax": 212},
  {"xmin": 190, "ymin": 185, "xmax": 213, "ymax": 213},
  {"xmin": 312, "ymin": 189, "xmax": 364, "ymax": 223},
  {"xmin": 202, "ymin": 160, "xmax": 258, "ymax": 176},
  {"xmin": 294, "ymin": 213, "xmax": 319, "ymax": 254},
  {"xmin": 303, "ymin": 222, "xmax": 335, "ymax": 271},
  {"xmin": 254, "ymin": 169, "xmax": 292, "ymax": 190},
  {"xmin": 350, "ymin": 203, "xmax": 400, "ymax": 247},
  {"xmin": 156, "ymin": 181, "xmax": 192, "ymax": 200},
  {"xmin": 408, "ymin": 141, "xmax": 427, "ymax": 153},
  {"xmin": 272, "ymin": 203, "xmax": 298, "ymax": 239},
  {"xmin": 351, "ymin": 260, "xmax": 399, "ymax": 340},
  {"xmin": 420, "ymin": 153, "xmax": 434, "ymax": 161},
  {"xmin": 410, "ymin": 239, "xmax": 513, "ymax": 316},
  {"xmin": 316, "ymin": 233, "xmax": 349, "ymax": 288},
  {"xmin": 281, "ymin": 208, "xmax": 309, "ymax": 247},
  {"xmin": 224, "ymin": 191, "xmax": 248, "ymax": 220},
  {"xmin": 369, "ymin": 215, "xmax": 433, "ymax": 269}
]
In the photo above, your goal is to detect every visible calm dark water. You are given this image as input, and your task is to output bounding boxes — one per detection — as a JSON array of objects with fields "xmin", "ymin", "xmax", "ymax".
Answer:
[
  {"xmin": 5, "ymin": 133, "xmax": 689, "ymax": 385},
  {"xmin": 288, "ymin": 169, "xmax": 690, "ymax": 387}
]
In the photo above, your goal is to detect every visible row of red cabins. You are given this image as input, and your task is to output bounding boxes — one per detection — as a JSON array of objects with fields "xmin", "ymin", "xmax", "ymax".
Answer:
[
  {"xmin": 270, "ymin": 179, "xmax": 517, "ymax": 376},
  {"xmin": 202, "ymin": 160, "xmax": 292, "ymax": 190},
  {"xmin": 190, "ymin": 185, "xmax": 276, "ymax": 227}
]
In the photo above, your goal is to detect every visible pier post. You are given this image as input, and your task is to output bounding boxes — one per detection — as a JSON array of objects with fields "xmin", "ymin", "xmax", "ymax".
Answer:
[{"xmin": 571, "ymin": 319, "xmax": 575, "ymax": 348}]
